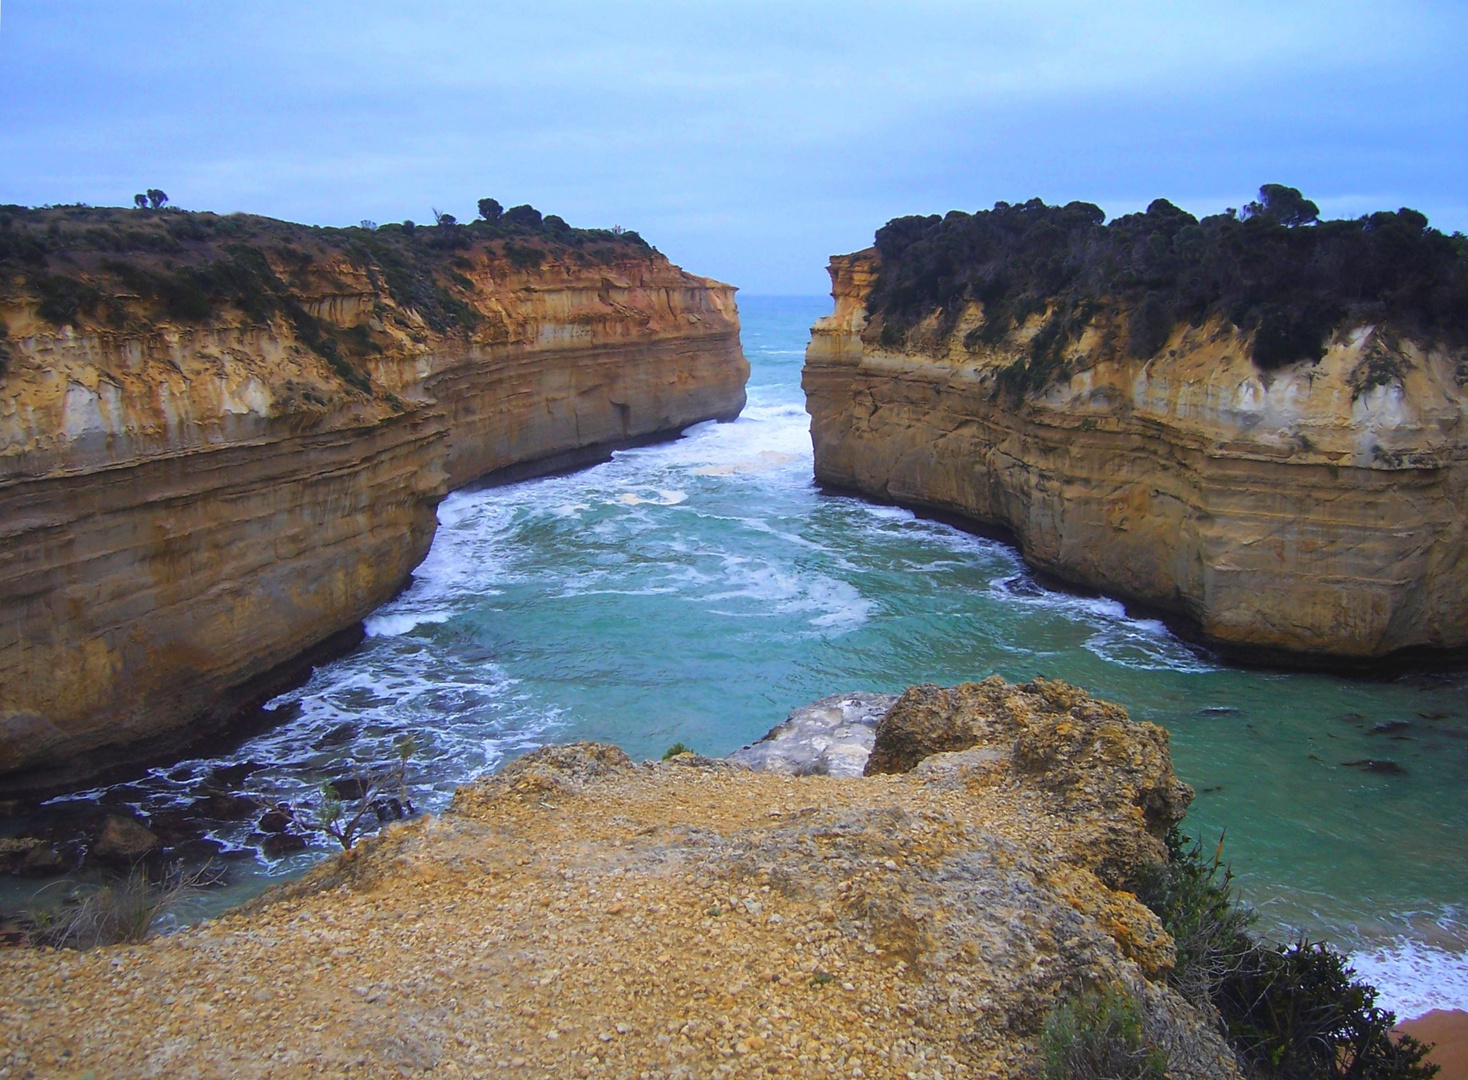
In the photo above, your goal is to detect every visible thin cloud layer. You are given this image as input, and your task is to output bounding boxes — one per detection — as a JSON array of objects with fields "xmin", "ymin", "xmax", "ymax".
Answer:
[{"xmin": 2, "ymin": 1, "xmax": 1463, "ymax": 292}]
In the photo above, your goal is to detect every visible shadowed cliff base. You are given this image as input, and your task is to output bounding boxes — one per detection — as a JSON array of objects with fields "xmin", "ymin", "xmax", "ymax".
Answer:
[
  {"xmin": 0, "ymin": 200, "xmax": 749, "ymax": 793},
  {"xmin": 804, "ymin": 187, "xmax": 1468, "ymax": 662}
]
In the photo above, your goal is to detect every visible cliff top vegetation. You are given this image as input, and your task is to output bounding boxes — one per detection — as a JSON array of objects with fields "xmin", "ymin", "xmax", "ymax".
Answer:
[
  {"xmin": 0, "ymin": 199, "xmax": 656, "ymax": 346},
  {"xmin": 863, "ymin": 185, "xmax": 1468, "ymax": 381}
]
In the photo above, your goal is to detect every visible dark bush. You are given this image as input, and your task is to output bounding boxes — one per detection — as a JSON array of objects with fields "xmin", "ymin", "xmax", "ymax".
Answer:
[
  {"xmin": 1129, "ymin": 292, "xmax": 1175, "ymax": 359},
  {"xmin": 1133, "ymin": 829, "xmax": 1438, "ymax": 1080},
  {"xmin": 866, "ymin": 186, "xmax": 1468, "ymax": 389},
  {"xmin": 503, "ymin": 204, "xmax": 542, "ymax": 229},
  {"xmin": 503, "ymin": 241, "xmax": 544, "ymax": 271},
  {"xmin": 32, "ymin": 274, "xmax": 102, "ymax": 325},
  {"xmin": 477, "ymin": 197, "xmax": 503, "ymax": 222}
]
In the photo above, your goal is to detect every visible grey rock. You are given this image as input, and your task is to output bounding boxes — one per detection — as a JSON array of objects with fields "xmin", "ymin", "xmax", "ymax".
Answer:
[{"xmin": 728, "ymin": 692, "xmax": 897, "ymax": 777}]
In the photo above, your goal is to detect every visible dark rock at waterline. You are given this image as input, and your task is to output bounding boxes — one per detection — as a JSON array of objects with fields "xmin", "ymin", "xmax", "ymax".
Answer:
[
  {"xmin": 260, "ymin": 832, "xmax": 308, "ymax": 859},
  {"xmin": 146, "ymin": 809, "xmax": 207, "ymax": 845},
  {"xmin": 1370, "ymin": 720, "xmax": 1411, "ymax": 734},
  {"xmin": 1341, "ymin": 759, "xmax": 1408, "ymax": 776},
  {"xmin": 327, "ymin": 776, "xmax": 370, "ymax": 801},
  {"xmin": 188, "ymin": 792, "xmax": 262, "ymax": 820},
  {"xmin": 373, "ymin": 797, "xmax": 412, "ymax": 822},
  {"xmin": 313, "ymin": 723, "xmax": 357, "ymax": 749},
  {"xmin": 206, "ymin": 761, "xmax": 265, "ymax": 789},
  {"xmin": 20, "ymin": 841, "xmax": 80, "ymax": 877},
  {"xmin": 91, "ymin": 815, "xmax": 160, "ymax": 863},
  {"xmin": 258, "ymin": 807, "xmax": 294, "ymax": 833},
  {"xmin": 171, "ymin": 837, "xmax": 225, "ymax": 862}
]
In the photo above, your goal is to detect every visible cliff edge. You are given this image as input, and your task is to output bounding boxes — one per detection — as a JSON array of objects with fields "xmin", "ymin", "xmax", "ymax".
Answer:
[
  {"xmin": 804, "ymin": 190, "xmax": 1468, "ymax": 662},
  {"xmin": 0, "ymin": 204, "xmax": 748, "ymax": 791},
  {"xmin": 0, "ymin": 679, "xmax": 1242, "ymax": 1079}
]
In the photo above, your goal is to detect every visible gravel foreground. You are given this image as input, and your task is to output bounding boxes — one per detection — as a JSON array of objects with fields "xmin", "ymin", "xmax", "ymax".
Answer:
[{"xmin": 0, "ymin": 680, "xmax": 1240, "ymax": 1079}]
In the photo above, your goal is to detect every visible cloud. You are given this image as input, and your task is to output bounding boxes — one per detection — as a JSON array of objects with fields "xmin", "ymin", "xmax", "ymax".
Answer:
[{"xmin": 2, "ymin": 0, "xmax": 1463, "ymax": 292}]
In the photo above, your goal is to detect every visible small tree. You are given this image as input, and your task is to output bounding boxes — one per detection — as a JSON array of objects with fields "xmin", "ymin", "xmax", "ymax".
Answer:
[
  {"xmin": 133, "ymin": 193, "xmax": 148, "ymax": 209},
  {"xmin": 433, "ymin": 208, "xmax": 457, "ymax": 227},
  {"xmin": 146, "ymin": 189, "xmax": 168, "ymax": 209},
  {"xmin": 1242, "ymin": 184, "xmax": 1319, "ymax": 227},
  {"xmin": 310, "ymin": 745, "xmax": 416, "ymax": 850},
  {"xmin": 359, "ymin": 219, "xmax": 378, "ymax": 231},
  {"xmin": 477, "ymin": 197, "xmax": 503, "ymax": 222},
  {"xmin": 503, "ymin": 204, "xmax": 542, "ymax": 229}
]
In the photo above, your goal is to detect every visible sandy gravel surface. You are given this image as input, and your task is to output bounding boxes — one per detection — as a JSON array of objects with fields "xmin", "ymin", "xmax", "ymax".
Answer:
[{"xmin": 0, "ymin": 703, "xmax": 1224, "ymax": 1080}]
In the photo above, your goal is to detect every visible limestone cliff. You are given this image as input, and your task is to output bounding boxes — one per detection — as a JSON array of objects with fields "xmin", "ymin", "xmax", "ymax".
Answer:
[
  {"xmin": 804, "ymin": 199, "xmax": 1468, "ymax": 661},
  {"xmin": 0, "ymin": 681, "xmax": 1239, "ymax": 1079},
  {"xmin": 0, "ymin": 205, "xmax": 747, "ymax": 791}
]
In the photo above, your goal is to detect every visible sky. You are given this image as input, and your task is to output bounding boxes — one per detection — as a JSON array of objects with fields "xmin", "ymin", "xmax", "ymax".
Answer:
[{"xmin": 2, "ymin": 1, "xmax": 1465, "ymax": 294}]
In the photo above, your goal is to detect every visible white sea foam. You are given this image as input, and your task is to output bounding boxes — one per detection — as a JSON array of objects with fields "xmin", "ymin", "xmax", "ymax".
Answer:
[
  {"xmin": 364, "ymin": 611, "xmax": 454, "ymax": 638},
  {"xmin": 611, "ymin": 488, "xmax": 688, "ymax": 506},
  {"xmin": 1350, "ymin": 940, "xmax": 1468, "ymax": 1015}
]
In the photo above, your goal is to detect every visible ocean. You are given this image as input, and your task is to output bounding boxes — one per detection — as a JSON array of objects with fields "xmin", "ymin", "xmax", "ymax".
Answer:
[{"xmin": 18, "ymin": 295, "xmax": 1466, "ymax": 1015}]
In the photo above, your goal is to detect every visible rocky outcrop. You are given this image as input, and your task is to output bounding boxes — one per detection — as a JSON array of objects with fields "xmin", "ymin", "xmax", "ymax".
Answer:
[
  {"xmin": 0, "ymin": 209, "xmax": 747, "ymax": 791},
  {"xmin": 804, "ymin": 250, "xmax": 1468, "ymax": 661},
  {"xmin": 0, "ymin": 682, "xmax": 1238, "ymax": 1078},
  {"xmin": 727, "ymin": 692, "xmax": 894, "ymax": 777}
]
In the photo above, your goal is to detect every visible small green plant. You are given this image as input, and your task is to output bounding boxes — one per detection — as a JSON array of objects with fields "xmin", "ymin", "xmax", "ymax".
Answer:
[
  {"xmin": 310, "ymin": 745, "xmax": 416, "ymax": 850},
  {"xmin": 24, "ymin": 863, "xmax": 210, "ymax": 950},
  {"xmin": 1041, "ymin": 984, "xmax": 1167, "ymax": 1080},
  {"xmin": 662, "ymin": 742, "xmax": 693, "ymax": 760},
  {"xmin": 1130, "ymin": 828, "xmax": 1255, "ymax": 1006}
]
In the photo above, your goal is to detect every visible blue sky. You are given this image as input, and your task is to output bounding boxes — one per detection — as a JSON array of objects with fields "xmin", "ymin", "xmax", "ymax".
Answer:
[{"xmin": 2, "ymin": 1, "xmax": 1464, "ymax": 293}]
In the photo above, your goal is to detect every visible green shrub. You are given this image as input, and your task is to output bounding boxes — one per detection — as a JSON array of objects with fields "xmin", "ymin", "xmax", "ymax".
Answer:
[
  {"xmin": 1041, "ymin": 984, "xmax": 1167, "ymax": 1080},
  {"xmin": 1133, "ymin": 829, "xmax": 1439, "ymax": 1080},
  {"xmin": 662, "ymin": 742, "xmax": 693, "ymax": 760},
  {"xmin": 1216, "ymin": 942, "xmax": 1437, "ymax": 1080},
  {"xmin": 1130, "ymin": 828, "xmax": 1255, "ymax": 1007}
]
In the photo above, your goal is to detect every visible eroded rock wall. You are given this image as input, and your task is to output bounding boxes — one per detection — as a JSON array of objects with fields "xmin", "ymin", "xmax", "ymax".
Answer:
[
  {"xmin": 804, "ymin": 251, "xmax": 1468, "ymax": 660},
  {"xmin": 0, "ymin": 249, "xmax": 746, "ymax": 790}
]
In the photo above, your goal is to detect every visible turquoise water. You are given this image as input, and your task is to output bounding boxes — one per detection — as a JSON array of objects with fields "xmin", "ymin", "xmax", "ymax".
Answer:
[{"xmin": 28, "ymin": 296, "xmax": 1468, "ymax": 1011}]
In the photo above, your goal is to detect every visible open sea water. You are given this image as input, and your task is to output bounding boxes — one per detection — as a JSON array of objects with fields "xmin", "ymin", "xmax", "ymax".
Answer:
[{"xmin": 17, "ymin": 296, "xmax": 1468, "ymax": 1015}]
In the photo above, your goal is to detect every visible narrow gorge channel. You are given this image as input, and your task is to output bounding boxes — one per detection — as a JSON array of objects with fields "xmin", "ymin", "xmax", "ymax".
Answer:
[{"xmin": 7, "ymin": 297, "xmax": 1465, "ymax": 1017}]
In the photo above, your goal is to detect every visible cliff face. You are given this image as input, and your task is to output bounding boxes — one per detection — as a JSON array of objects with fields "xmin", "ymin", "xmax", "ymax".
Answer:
[
  {"xmin": 805, "ymin": 250, "xmax": 1468, "ymax": 660},
  {"xmin": 0, "ymin": 209, "xmax": 746, "ymax": 790},
  {"xmin": 0, "ymin": 682, "xmax": 1238, "ymax": 1079}
]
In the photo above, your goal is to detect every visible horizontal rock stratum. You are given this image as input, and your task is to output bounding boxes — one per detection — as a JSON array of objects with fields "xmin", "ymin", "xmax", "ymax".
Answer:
[
  {"xmin": 0, "ymin": 205, "xmax": 748, "ymax": 791},
  {"xmin": 804, "ymin": 193, "xmax": 1468, "ymax": 662},
  {"xmin": 0, "ymin": 679, "xmax": 1241, "ymax": 1079}
]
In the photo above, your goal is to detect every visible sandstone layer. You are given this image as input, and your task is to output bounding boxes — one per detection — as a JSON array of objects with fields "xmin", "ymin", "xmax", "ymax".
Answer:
[
  {"xmin": 0, "ymin": 210, "xmax": 747, "ymax": 791},
  {"xmin": 0, "ymin": 680, "xmax": 1240, "ymax": 1079},
  {"xmin": 804, "ymin": 251, "xmax": 1468, "ymax": 661}
]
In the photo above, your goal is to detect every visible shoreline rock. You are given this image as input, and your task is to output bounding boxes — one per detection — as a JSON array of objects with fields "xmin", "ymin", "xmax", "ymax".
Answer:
[
  {"xmin": 727, "ymin": 692, "xmax": 895, "ymax": 777},
  {"xmin": 0, "ymin": 679, "xmax": 1239, "ymax": 1078},
  {"xmin": 0, "ymin": 215, "xmax": 748, "ymax": 794},
  {"xmin": 803, "ymin": 249, "xmax": 1468, "ymax": 662}
]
